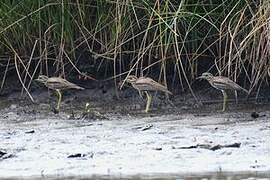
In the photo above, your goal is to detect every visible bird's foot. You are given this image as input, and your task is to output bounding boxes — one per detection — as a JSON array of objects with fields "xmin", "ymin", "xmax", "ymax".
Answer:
[
  {"xmin": 221, "ymin": 106, "xmax": 226, "ymax": 112},
  {"xmin": 52, "ymin": 107, "xmax": 59, "ymax": 114},
  {"xmin": 144, "ymin": 109, "xmax": 149, "ymax": 113}
]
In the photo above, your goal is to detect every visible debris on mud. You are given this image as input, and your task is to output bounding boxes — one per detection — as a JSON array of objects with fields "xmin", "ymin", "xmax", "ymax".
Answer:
[
  {"xmin": 0, "ymin": 150, "xmax": 14, "ymax": 160},
  {"xmin": 133, "ymin": 124, "xmax": 154, "ymax": 131},
  {"xmin": 173, "ymin": 142, "xmax": 241, "ymax": 151},
  {"xmin": 251, "ymin": 112, "xmax": 266, "ymax": 119},
  {"xmin": 67, "ymin": 153, "xmax": 93, "ymax": 159},
  {"xmin": 152, "ymin": 147, "xmax": 162, "ymax": 151},
  {"xmin": 25, "ymin": 130, "xmax": 35, "ymax": 134},
  {"xmin": 251, "ymin": 112, "xmax": 259, "ymax": 118},
  {"xmin": 67, "ymin": 153, "xmax": 86, "ymax": 158},
  {"xmin": 0, "ymin": 151, "xmax": 7, "ymax": 158}
]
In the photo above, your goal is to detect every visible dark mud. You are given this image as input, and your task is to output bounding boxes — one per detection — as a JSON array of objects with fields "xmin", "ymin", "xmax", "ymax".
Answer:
[{"xmin": 0, "ymin": 82, "xmax": 270, "ymax": 179}]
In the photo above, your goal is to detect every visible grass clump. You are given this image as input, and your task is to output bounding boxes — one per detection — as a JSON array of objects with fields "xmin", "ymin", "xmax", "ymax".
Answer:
[{"xmin": 0, "ymin": 0, "xmax": 268, "ymax": 99}]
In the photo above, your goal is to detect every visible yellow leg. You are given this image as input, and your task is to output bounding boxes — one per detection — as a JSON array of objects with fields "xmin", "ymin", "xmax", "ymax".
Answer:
[
  {"xmin": 56, "ymin": 89, "xmax": 62, "ymax": 110},
  {"xmin": 145, "ymin": 91, "xmax": 152, "ymax": 113},
  {"xmin": 222, "ymin": 90, "xmax": 227, "ymax": 112}
]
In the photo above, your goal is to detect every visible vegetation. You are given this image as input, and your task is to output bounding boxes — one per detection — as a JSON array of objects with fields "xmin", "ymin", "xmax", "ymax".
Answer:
[{"xmin": 0, "ymin": 0, "xmax": 269, "ymax": 97}]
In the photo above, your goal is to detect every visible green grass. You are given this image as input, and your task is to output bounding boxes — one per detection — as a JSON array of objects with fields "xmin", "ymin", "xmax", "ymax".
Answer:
[{"xmin": 0, "ymin": 0, "xmax": 268, "ymax": 99}]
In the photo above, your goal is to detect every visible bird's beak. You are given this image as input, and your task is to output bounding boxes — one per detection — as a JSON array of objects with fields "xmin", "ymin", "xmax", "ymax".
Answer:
[
  {"xmin": 196, "ymin": 76, "xmax": 204, "ymax": 80},
  {"xmin": 35, "ymin": 78, "xmax": 43, "ymax": 83}
]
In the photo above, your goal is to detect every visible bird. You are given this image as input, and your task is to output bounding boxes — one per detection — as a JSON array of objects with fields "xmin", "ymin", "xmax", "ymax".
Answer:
[
  {"xmin": 197, "ymin": 72, "xmax": 249, "ymax": 111},
  {"xmin": 124, "ymin": 75, "xmax": 172, "ymax": 113},
  {"xmin": 35, "ymin": 75, "xmax": 84, "ymax": 111}
]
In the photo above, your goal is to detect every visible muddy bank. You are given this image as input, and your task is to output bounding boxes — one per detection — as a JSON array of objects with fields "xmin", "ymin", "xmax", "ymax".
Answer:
[{"xmin": 0, "ymin": 84, "xmax": 270, "ymax": 179}]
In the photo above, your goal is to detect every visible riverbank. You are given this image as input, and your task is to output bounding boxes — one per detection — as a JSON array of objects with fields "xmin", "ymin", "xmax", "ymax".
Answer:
[{"xmin": 0, "ymin": 81, "xmax": 270, "ymax": 179}]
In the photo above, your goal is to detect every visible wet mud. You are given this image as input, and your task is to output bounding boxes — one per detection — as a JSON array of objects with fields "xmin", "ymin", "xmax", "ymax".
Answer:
[{"xmin": 0, "ymin": 84, "xmax": 270, "ymax": 179}]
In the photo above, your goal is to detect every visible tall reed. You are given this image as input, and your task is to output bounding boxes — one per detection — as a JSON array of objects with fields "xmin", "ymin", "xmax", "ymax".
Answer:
[{"xmin": 0, "ymin": 0, "xmax": 268, "ymax": 98}]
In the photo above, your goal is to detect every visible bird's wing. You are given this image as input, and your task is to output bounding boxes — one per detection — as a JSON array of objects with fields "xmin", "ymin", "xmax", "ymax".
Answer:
[
  {"xmin": 136, "ymin": 77, "xmax": 172, "ymax": 94},
  {"xmin": 47, "ymin": 77, "xmax": 84, "ymax": 90},
  {"xmin": 212, "ymin": 76, "xmax": 247, "ymax": 92},
  {"xmin": 45, "ymin": 77, "xmax": 63, "ymax": 89}
]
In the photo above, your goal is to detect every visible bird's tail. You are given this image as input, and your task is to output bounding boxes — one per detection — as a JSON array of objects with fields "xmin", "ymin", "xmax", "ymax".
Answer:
[
  {"xmin": 164, "ymin": 89, "xmax": 173, "ymax": 95},
  {"xmin": 73, "ymin": 85, "xmax": 85, "ymax": 90},
  {"xmin": 168, "ymin": 90, "xmax": 173, "ymax": 95},
  {"xmin": 154, "ymin": 83, "xmax": 173, "ymax": 95},
  {"xmin": 240, "ymin": 87, "xmax": 249, "ymax": 94}
]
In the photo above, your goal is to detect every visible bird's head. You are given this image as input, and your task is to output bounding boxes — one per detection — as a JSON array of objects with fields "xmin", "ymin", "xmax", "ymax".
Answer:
[
  {"xmin": 197, "ymin": 72, "xmax": 214, "ymax": 81},
  {"xmin": 35, "ymin": 75, "xmax": 49, "ymax": 84},
  {"xmin": 125, "ymin": 75, "xmax": 138, "ymax": 84}
]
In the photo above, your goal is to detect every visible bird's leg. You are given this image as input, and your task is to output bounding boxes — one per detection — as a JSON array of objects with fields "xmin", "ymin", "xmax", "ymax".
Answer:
[
  {"xmin": 222, "ymin": 90, "xmax": 228, "ymax": 112},
  {"xmin": 56, "ymin": 89, "xmax": 62, "ymax": 110},
  {"xmin": 234, "ymin": 90, "xmax": 238, "ymax": 104},
  {"xmin": 138, "ymin": 90, "xmax": 143, "ymax": 99},
  {"xmin": 145, "ymin": 91, "xmax": 152, "ymax": 113}
]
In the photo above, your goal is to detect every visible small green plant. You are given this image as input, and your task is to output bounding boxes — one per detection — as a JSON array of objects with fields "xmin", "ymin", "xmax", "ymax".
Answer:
[{"xmin": 82, "ymin": 102, "xmax": 107, "ymax": 120}]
